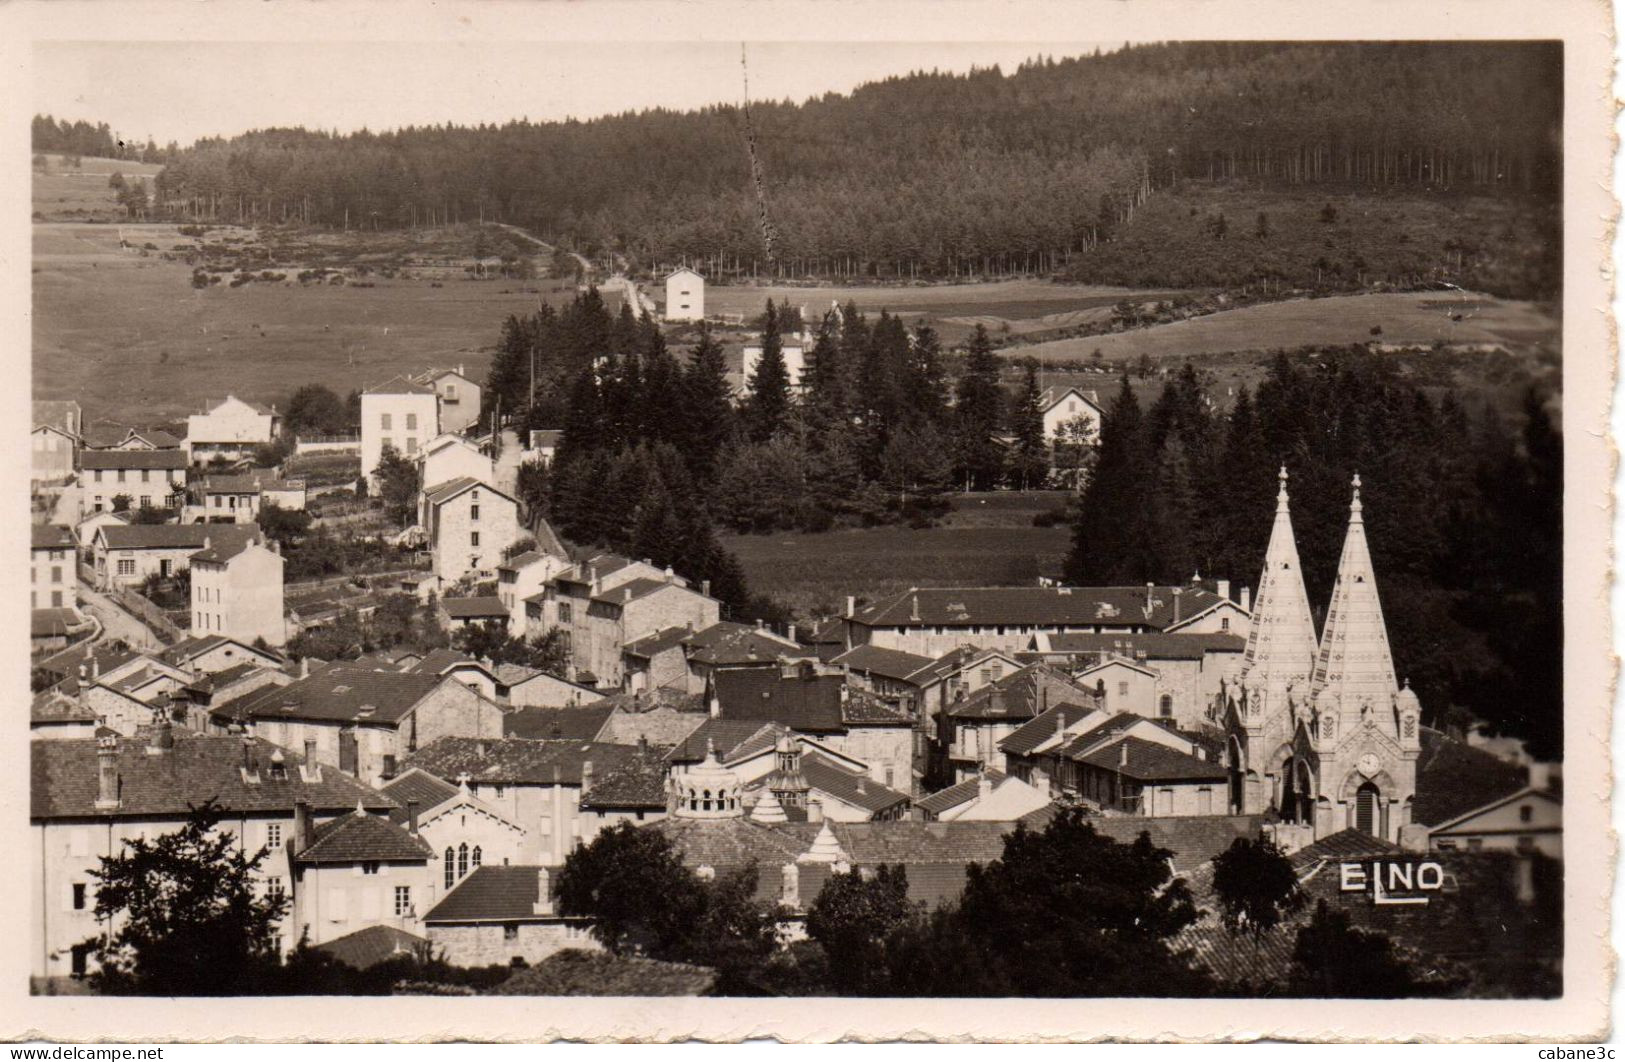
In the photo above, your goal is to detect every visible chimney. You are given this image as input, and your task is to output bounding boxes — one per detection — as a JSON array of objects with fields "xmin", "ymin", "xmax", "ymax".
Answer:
[
  {"xmin": 637, "ymin": 735, "xmax": 649, "ymax": 754},
  {"xmin": 1145, "ymin": 583, "xmax": 1154, "ymax": 611},
  {"xmin": 807, "ymin": 798, "xmax": 824, "ymax": 824},
  {"xmin": 1038, "ymin": 681, "xmax": 1049, "ymax": 715},
  {"xmin": 846, "ymin": 596, "xmax": 855, "ymax": 618},
  {"xmin": 1217, "ymin": 579, "xmax": 1231, "ymax": 601},
  {"xmin": 910, "ymin": 594, "xmax": 920, "ymax": 623},
  {"xmin": 1240, "ymin": 586, "xmax": 1252, "ymax": 612},
  {"xmin": 1527, "ymin": 762, "xmax": 1551, "ymax": 791},
  {"xmin": 787, "ymin": 623, "xmax": 797, "ymax": 643},
  {"xmin": 1119, "ymin": 742, "xmax": 1130, "ymax": 768},
  {"xmin": 1172, "ymin": 587, "xmax": 1182, "ymax": 625},
  {"xmin": 240, "ymin": 734, "xmax": 254, "ymax": 770},
  {"xmin": 203, "ymin": 535, "xmax": 212, "ymax": 551},
  {"xmin": 581, "ymin": 759, "xmax": 594, "ymax": 796},
  {"xmin": 406, "ymin": 799, "xmax": 420, "ymax": 835},
  {"xmin": 533, "ymin": 868, "xmax": 554, "ymax": 915},
  {"xmin": 304, "ymin": 737, "xmax": 317, "ymax": 763},
  {"xmin": 300, "ymin": 656, "xmax": 310, "ymax": 679},
  {"xmin": 95, "ymin": 735, "xmax": 120, "ymax": 809},
  {"xmin": 701, "ymin": 579, "xmax": 711, "ymax": 598},
  {"xmin": 781, "ymin": 863, "xmax": 800, "ymax": 908},
  {"xmin": 293, "ymin": 800, "xmax": 312, "ymax": 852},
  {"xmin": 91, "ymin": 657, "xmax": 100, "ymax": 680},
  {"xmin": 977, "ymin": 775, "xmax": 993, "ymax": 801},
  {"xmin": 709, "ymin": 689, "xmax": 720, "ymax": 719}
]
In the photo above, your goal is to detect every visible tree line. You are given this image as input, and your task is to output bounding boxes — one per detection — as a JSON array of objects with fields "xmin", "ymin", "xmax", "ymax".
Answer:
[
  {"xmin": 1066, "ymin": 354, "xmax": 1562, "ymax": 758},
  {"xmin": 112, "ymin": 42, "xmax": 1557, "ymax": 279},
  {"xmin": 32, "ymin": 115, "xmax": 179, "ymax": 165}
]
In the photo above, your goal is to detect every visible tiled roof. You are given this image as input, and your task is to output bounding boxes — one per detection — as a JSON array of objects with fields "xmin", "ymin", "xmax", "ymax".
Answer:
[
  {"xmin": 998, "ymin": 704, "xmax": 1099, "ymax": 756},
  {"xmin": 1032, "ymin": 631, "xmax": 1247, "ymax": 661},
  {"xmin": 490, "ymin": 950, "xmax": 716, "ymax": 996},
  {"xmin": 215, "ymin": 665, "xmax": 444, "ymax": 725},
  {"xmin": 1289, "ymin": 827, "xmax": 1400, "ymax": 869},
  {"xmin": 191, "ymin": 534, "xmax": 271, "ymax": 564},
  {"xmin": 648, "ymin": 816, "xmax": 812, "ymax": 868},
  {"xmin": 99, "ymin": 523, "xmax": 262, "ymax": 553},
  {"xmin": 442, "ymin": 596, "xmax": 508, "ymax": 619},
  {"xmin": 80, "ymin": 449, "xmax": 188, "ymax": 470},
  {"xmin": 297, "ymin": 808, "xmax": 434, "ymax": 863},
  {"xmin": 800, "ymin": 754, "xmax": 910, "ymax": 814},
  {"xmin": 840, "ymin": 690, "xmax": 915, "ymax": 726},
  {"xmin": 622, "ymin": 626, "xmax": 694, "ymax": 660},
  {"xmin": 684, "ymin": 622, "xmax": 802, "ymax": 666},
  {"xmin": 945, "ymin": 664, "xmax": 1099, "ymax": 722},
  {"xmin": 906, "ymin": 645, "xmax": 999, "ymax": 685},
  {"xmin": 591, "ymin": 577, "xmax": 682, "ymax": 607},
  {"xmin": 665, "ymin": 718, "xmax": 779, "ymax": 765},
  {"xmin": 40, "ymin": 644, "xmax": 140, "ymax": 681},
  {"xmin": 403, "ymin": 737, "xmax": 655, "ymax": 787},
  {"xmin": 1412, "ymin": 727, "xmax": 1531, "ymax": 827},
  {"xmin": 128, "ymin": 429, "xmax": 182, "ymax": 449},
  {"xmin": 31, "ymin": 609, "xmax": 78, "ymax": 638},
  {"xmin": 380, "ymin": 768, "xmax": 461, "ymax": 821},
  {"xmin": 504, "ymin": 704, "xmax": 616, "ymax": 741},
  {"xmin": 365, "ymin": 375, "xmax": 436, "ymax": 396},
  {"xmin": 183, "ymin": 661, "xmax": 264, "ymax": 693},
  {"xmin": 32, "ymin": 689, "xmax": 98, "ymax": 725},
  {"xmin": 315, "ymin": 925, "xmax": 430, "ymax": 970},
  {"xmin": 851, "ymin": 586, "xmax": 1231, "ymax": 631},
  {"xmin": 595, "ymin": 706, "xmax": 707, "ymax": 747},
  {"xmin": 31, "ymin": 733, "xmax": 395, "ymax": 820},
  {"xmin": 409, "ymin": 649, "xmax": 482, "ymax": 675},
  {"xmin": 1085, "ymin": 815, "xmax": 1264, "ymax": 874},
  {"xmin": 915, "ymin": 770, "xmax": 1007, "ymax": 816},
  {"xmin": 201, "ymin": 475, "xmax": 303, "ymax": 493},
  {"xmin": 1037, "ymin": 385, "xmax": 1102, "ymax": 412},
  {"xmin": 713, "ymin": 668, "xmax": 846, "ymax": 732},
  {"xmin": 32, "ymin": 525, "xmax": 74, "ymax": 550},
  {"xmin": 423, "ymin": 864, "xmax": 561, "ymax": 923},
  {"xmin": 831, "ymin": 644, "xmax": 936, "ymax": 683},
  {"xmin": 161, "ymin": 634, "xmax": 280, "ymax": 667},
  {"xmin": 1076, "ymin": 737, "xmax": 1228, "ymax": 783},
  {"xmin": 805, "ymin": 617, "xmax": 846, "ymax": 645},
  {"xmin": 580, "ymin": 748, "xmax": 671, "ymax": 809},
  {"xmin": 496, "ymin": 550, "xmax": 547, "ymax": 573}
]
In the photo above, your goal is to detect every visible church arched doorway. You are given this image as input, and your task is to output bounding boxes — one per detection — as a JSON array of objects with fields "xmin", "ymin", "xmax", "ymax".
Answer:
[
  {"xmin": 1279, "ymin": 757, "xmax": 1314, "ymax": 825},
  {"xmin": 1227, "ymin": 736, "xmax": 1246, "ymax": 813}
]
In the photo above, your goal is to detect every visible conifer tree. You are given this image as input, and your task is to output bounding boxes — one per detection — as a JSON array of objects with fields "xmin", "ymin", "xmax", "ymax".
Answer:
[
  {"xmin": 1066, "ymin": 374, "xmax": 1146, "ymax": 584},
  {"xmin": 681, "ymin": 323, "xmax": 736, "ymax": 482},
  {"xmin": 746, "ymin": 300, "xmax": 792, "ymax": 442},
  {"xmin": 953, "ymin": 324, "xmax": 1006, "ymax": 491},
  {"xmin": 1009, "ymin": 362, "xmax": 1049, "ymax": 490}
]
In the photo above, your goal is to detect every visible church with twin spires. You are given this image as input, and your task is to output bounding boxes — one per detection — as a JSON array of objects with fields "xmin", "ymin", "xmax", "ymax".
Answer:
[{"xmin": 1215, "ymin": 468, "xmax": 1421, "ymax": 843}]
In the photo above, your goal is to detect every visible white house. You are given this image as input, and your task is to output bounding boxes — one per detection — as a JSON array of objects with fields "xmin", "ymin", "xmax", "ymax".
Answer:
[
  {"xmin": 1039, "ymin": 386, "xmax": 1104, "ymax": 446},
  {"xmin": 663, "ymin": 268, "xmax": 705, "ymax": 322},
  {"xmin": 186, "ymin": 396, "xmax": 281, "ymax": 465},
  {"xmin": 31, "ymin": 525, "xmax": 77, "ymax": 614},
  {"xmin": 414, "ymin": 367, "xmax": 482, "ymax": 435},
  {"xmin": 740, "ymin": 340, "xmax": 807, "ymax": 394},
  {"xmin": 190, "ymin": 533, "xmax": 287, "ymax": 648},
  {"xmin": 361, "ymin": 377, "xmax": 440, "ymax": 487},
  {"xmin": 418, "ymin": 434, "xmax": 493, "ymax": 491}
]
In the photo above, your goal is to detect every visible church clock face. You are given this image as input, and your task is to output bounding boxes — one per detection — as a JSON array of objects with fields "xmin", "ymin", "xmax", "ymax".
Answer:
[{"xmin": 1357, "ymin": 753, "xmax": 1380, "ymax": 778}]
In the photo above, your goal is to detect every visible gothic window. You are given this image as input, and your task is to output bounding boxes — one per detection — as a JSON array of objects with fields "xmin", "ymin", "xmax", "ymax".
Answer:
[
  {"xmin": 472, "ymin": 846, "xmax": 483, "ymax": 868},
  {"xmin": 444, "ymin": 848, "xmax": 455, "ymax": 890},
  {"xmin": 457, "ymin": 843, "xmax": 469, "ymax": 879},
  {"xmin": 1159, "ymin": 694, "xmax": 1174, "ymax": 718}
]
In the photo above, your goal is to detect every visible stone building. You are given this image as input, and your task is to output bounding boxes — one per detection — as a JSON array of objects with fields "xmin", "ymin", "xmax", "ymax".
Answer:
[
  {"xmin": 663, "ymin": 267, "xmax": 705, "ymax": 322},
  {"xmin": 419, "ymin": 478, "xmax": 522, "ymax": 585},
  {"xmin": 190, "ymin": 533, "xmax": 286, "ymax": 648}
]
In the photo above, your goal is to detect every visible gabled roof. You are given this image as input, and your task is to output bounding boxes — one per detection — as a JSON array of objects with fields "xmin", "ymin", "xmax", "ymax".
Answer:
[
  {"xmin": 595, "ymin": 705, "xmax": 707, "ymax": 747},
  {"xmin": 215, "ymin": 665, "xmax": 445, "ymax": 725},
  {"xmin": 1412, "ymin": 728, "xmax": 1532, "ymax": 827},
  {"xmin": 31, "ymin": 610, "xmax": 78, "ymax": 639},
  {"xmin": 799, "ymin": 753, "xmax": 910, "ymax": 814},
  {"xmin": 297, "ymin": 808, "xmax": 434, "ymax": 864},
  {"xmin": 315, "ymin": 925, "xmax": 429, "ymax": 970},
  {"xmin": 1037, "ymin": 385, "xmax": 1102, "ymax": 413},
  {"xmin": 712, "ymin": 668, "xmax": 846, "ymax": 732},
  {"xmin": 944, "ymin": 664, "xmax": 1098, "ymax": 722},
  {"xmin": 191, "ymin": 534, "xmax": 273, "ymax": 565},
  {"xmin": 441, "ymin": 596, "xmax": 508, "ymax": 619},
  {"xmin": 998, "ymin": 704, "xmax": 1099, "ymax": 757},
  {"xmin": 831, "ymin": 644, "xmax": 935, "ymax": 683},
  {"xmin": 1029, "ymin": 631, "xmax": 1246, "ymax": 661},
  {"xmin": 591, "ymin": 577, "xmax": 692, "ymax": 608},
  {"xmin": 665, "ymin": 718, "xmax": 781, "ymax": 765},
  {"xmin": 80, "ymin": 449, "xmax": 188, "ymax": 471},
  {"xmin": 32, "ymin": 688, "xmax": 98, "ymax": 725},
  {"xmin": 200, "ymin": 474, "xmax": 304, "ymax": 493},
  {"xmin": 380, "ymin": 767, "xmax": 461, "ymax": 819},
  {"xmin": 1289, "ymin": 827, "xmax": 1400, "ymax": 869},
  {"xmin": 126, "ymin": 429, "xmax": 182, "ymax": 449},
  {"xmin": 99, "ymin": 523, "xmax": 262, "ymax": 553},
  {"xmin": 1076, "ymin": 736, "xmax": 1227, "ymax": 783},
  {"xmin": 33, "ymin": 399, "xmax": 81, "ymax": 435},
  {"xmin": 31, "ymin": 733, "xmax": 394, "ymax": 820},
  {"xmin": 580, "ymin": 748, "xmax": 672, "ymax": 809},
  {"xmin": 684, "ymin": 622, "xmax": 801, "ymax": 667},
  {"xmin": 32, "ymin": 525, "xmax": 75, "ymax": 550},
  {"xmin": 408, "ymin": 648, "xmax": 487, "ymax": 676},
  {"xmin": 1075, "ymin": 655, "xmax": 1160, "ymax": 680},
  {"xmin": 503, "ymin": 704, "xmax": 617, "ymax": 741},
  {"xmin": 623, "ymin": 625, "xmax": 694, "ymax": 660},
  {"xmin": 1426, "ymin": 785, "xmax": 1560, "ymax": 835},
  {"xmin": 851, "ymin": 586, "xmax": 1233, "ymax": 632},
  {"xmin": 200, "ymin": 395, "xmax": 277, "ymax": 417},
  {"xmin": 915, "ymin": 770, "xmax": 1008, "ymax": 816},
  {"xmin": 364, "ymin": 375, "xmax": 437, "ymax": 396},
  {"xmin": 160, "ymin": 634, "xmax": 282, "ymax": 667},
  {"xmin": 423, "ymin": 865, "xmax": 564, "ymax": 924}
]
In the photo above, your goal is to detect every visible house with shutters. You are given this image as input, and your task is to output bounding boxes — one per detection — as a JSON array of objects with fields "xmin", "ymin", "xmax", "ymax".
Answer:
[
  {"xmin": 497, "ymin": 543, "xmax": 571, "ymax": 633},
  {"xmin": 185, "ymin": 395, "xmax": 281, "ymax": 464},
  {"xmin": 361, "ymin": 376, "xmax": 440, "ymax": 486},
  {"xmin": 189, "ymin": 474, "xmax": 307, "ymax": 523},
  {"xmin": 937, "ymin": 663, "xmax": 1103, "ymax": 782},
  {"xmin": 189, "ymin": 532, "xmax": 286, "ymax": 647},
  {"xmin": 211, "ymin": 663, "xmax": 505, "ymax": 788},
  {"xmin": 1038, "ymin": 385, "xmax": 1105, "ymax": 444},
  {"xmin": 290, "ymin": 805, "xmax": 436, "ymax": 947},
  {"xmin": 418, "ymin": 434, "xmax": 493, "ymax": 491},
  {"xmin": 89, "ymin": 522, "xmax": 263, "ymax": 591},
  {"xmin": 663, "ymin": 267, "xmax": 705, "ymax": 322},
  {"xmin": 420, "ymin": 478, "xmax": 522, "ymax": 585},
  {"xmin": 159, "ymin": 633, "xmax": 286, "ymax": 676},
  {"xmin": 29, "ymin": 727, "xmax": 392, "ymax": 985},
  {"xmin": 79, "ymin": 449, "xmax": 188, "ymax": 516},
  {"xmin": 31, "ymin": 525, "xmax": 77, "ymax": 614},
  {"xmin": 414, "ymin": 367, "xmax": 481, "ymax": 434},
  {"xmin": 1023, "ymin": 629, "xmax": 1246, "ymax": 732}
]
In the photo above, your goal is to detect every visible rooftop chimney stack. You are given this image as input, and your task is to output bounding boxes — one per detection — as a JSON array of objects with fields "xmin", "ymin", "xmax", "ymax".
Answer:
[
  {"xmin": 1145, "ymin": 583, "xmax": 1154, "ymax": 611},
  {"xmin": 95, "ymin": 735, "xmax": 120, "ymax": 809},
  {"xmin": 304, "ymin": 737, "xmax": 317, "ymax": 763},
  {"xmin": 1119, "ymin": 742, "xmax": 1130, "ymax": 768},
  {"xmin": 1217, "ymin": 579, "xmax": 1231, "ymax": 601},
  {"xmin": 406, "ymin": 799, "xmax": 420, "ymax": 835},
  {"xmin": 846, "ymin": 596, "xmax": 855, "ymax": 618},
  {"xmin": 807, "ymin": 798, "xmax": 824, "ymax": 824},
  {"xmin": 1172, "ymin": 587, "xmax": 1183, "ymax": 624},
  {"xmin": 581, "ymin": 760, "xmax": 594, "ymax": 797},
  {"xmin": 533, "ymin": 868, "xmax": 554, "ymax": 915},
  {"xmin": 300, "ymin": 657, "xmax": 310, "ymax": 680},
  {"xmin": 977, "ymin": 775, "xmax": 994, "ymax": 801},
  {"xmin": 293, "ymin": 800, "xmax": 312, "ymax": 852},
  {"xmin": 1240, "ymin": 586, "xmax": 1252, "ymax": 613}
]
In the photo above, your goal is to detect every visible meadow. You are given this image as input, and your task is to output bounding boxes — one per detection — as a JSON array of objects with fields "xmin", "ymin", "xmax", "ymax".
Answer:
[
  {"xmin": 32, "ymin": 155, "xmax": 164, "ymax": 221},
  {"xmin": 720, "ymin": 491, "xmax": 1072, "ymax": 619},
  {"xmin": 32, "ymin": 222, "xmax": 611, "ymax": 423}
]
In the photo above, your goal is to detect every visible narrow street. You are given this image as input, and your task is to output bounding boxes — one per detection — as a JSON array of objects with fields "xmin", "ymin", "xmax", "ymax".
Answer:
[{"xmin": 76, "ymin": 578, "xmax": 162, "ymax": 651}]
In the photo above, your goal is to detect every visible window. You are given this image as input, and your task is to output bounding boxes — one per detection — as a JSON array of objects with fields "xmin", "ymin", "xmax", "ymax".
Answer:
[
  {"xmin": 266, "ymin": 822, "xmax": 282, "ymax": 847},
  {"xmin": 266, "ymin": 876, "xmax": 285, "ymax": 902},
  {"xmin": 1159, "ymin": 694, "xmax": 1174, "ymax": 718},
  {"xmin": 406, "ymin": 413, "xmax": 417, "ymax": 431},
  {"xmin": 444, "ymin": 848, "xmax": 456, "ymax": 891},
  {"xmin": 116, "ymin": 559, "xmax": 135, "ymax": 576},
  {"xmin": 470, "ymin": 531, "xmax": 480, "ymax": 547},
  {"xmin": 494, "ymin": 785, "xmax": 505, "ymax": 799},
  {"xmin": 141, "ymin": 469, "xmax": 150, "ymax": 483},
  {"xmin": 558, "ymin": 603, "xmax": 573, "ymax": 624},
  {"xmin": 139, "ymin": 496, "xmax": 151, "ymax": 509},
  {"xmin": 472, "ymin": 846, "xmax": 483, "ymax": 868},
  {"xmin": 1520, "ymin": 805, "xmax": 1534, "ymax": 823},
  {"xmin": 1221, "ymin": 618, "xmax": 1230, "ymax": 632},
  {"xmin": 94, "ymin": 470, "xmax": 103, "ymax": 483},
  {"xmin": 457, "ymin": 843, "xmax": 469, "ymax": 879},
  {"xmin": 72, "ymin": 883, "xmax": 87, "ymax": 911},
  {"xmin": 1467, "ymin": 838, "xmax": 1484, "ymax": 851},
  {"xmin": 381, "ymin": 437, "xmax": 393, "ymax": 451},
  {"xmin": 394, "ymin": 885, "xmax": 412, "ymax": 916},
  {"xmin": 51, "ymin": 590, "xmax": 63, "ymax": 608},
  {"xmin": 117, "ymin": 470, "xmax": 126, "ymax": 483},
  {"xmin": 503, "ymin": 924, "xmax": 520, "ymax": 942},
  {"xmin": 381, "ymin": 413, "xmax": 392, "ymax": 430},
  {"xmin": 446, "ymin": 384, "xmax": 457, "ymax": 400},
  {"xmin": 470, "ymin": 504, "xmax": 480, "ymax": 521},
  {"xmin": 1118, "ymin": 681, "xmax": 1129, "ymax": 698},
  {"xmin": 406, "ymin": 438, "xmax": 418, "ymax": 454},
  {"xmin": 1516, "ymin": 836, "xmax": 1536, "ymax": 853},
  {"xmin": 1434, "ymin": 839, "xmax": 1458, "ymax": 851}
]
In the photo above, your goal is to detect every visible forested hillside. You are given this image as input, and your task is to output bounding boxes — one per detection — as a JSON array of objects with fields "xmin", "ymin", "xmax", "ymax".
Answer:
[{"xmin": 89, "ymin": 42, "xmax": 1558, "ymax": 285}]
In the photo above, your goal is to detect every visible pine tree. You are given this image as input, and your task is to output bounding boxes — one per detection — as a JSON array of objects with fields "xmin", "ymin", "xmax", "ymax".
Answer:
[
  {"xmin": 953, "ymin": 324, "xmax": 1006, "ymax": 491},
  {"xmin": 1066, "ymin": 374, "xmax": 1147, "ymax": 584},
  {"xmin": 1009, "ymin": 362, "xmax": 1049, "ymax": 490},
  {"xmin": 681, "ymin": 323, "xmax": 736, "ymax": 482},
  {"xmin": 746, "ymin": 300, "xmax": 792, "ymax": 442},
  {"xmin": 907, "ymin": 321, "xmax": 951, "ymax": 428}
]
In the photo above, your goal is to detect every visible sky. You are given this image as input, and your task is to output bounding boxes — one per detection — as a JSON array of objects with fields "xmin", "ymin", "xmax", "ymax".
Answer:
[{"xmin": 34, "ymin": 40, "xmax": 1113, "ymax": 147}]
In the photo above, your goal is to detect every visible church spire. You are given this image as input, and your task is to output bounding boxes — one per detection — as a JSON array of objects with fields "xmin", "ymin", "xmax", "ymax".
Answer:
[
  {"xmin": 1311, "ymin": 474, "xmax": 1398, "ymax": 717},
  {"xmin": 1239, "ymin": 466, "xmax": 1320, "ymax": 690}
]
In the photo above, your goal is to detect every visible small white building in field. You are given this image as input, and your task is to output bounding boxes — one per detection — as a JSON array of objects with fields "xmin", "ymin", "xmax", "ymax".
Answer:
[
  {"xmin": 1039, "ymin": 386, "xmax": 1104, "ymax": 445},
  {"xmin": 664, "ymin": 268, "xmax": 705, "ymax": 322},
  {"xmin": 190, "ymin": 533, "xmax": 286, "ymax": 648},
  {"xmin": 186, "ymin": 396, "xmax": 281, "ymax": 465}
]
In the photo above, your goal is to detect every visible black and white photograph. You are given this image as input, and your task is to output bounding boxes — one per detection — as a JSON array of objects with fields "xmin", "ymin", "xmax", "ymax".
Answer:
[{"xmin": 5, "ymin": 0, "xmax": 1614, "ymax": 1044}]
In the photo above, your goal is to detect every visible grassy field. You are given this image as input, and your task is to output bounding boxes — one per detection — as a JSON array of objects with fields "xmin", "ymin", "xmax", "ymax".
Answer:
[
  {"xmin": 33, "ymin": 155, "xmax": 165, "ymax": 221},
  {"xmin": 1017, "ymin": 291, "xmax": 1559, "ymax": 364},
  {"xmin": 33, "ymin": 222, "xmax": 614, "ymax": 422},
  {"xmin": 720, "ymin": 491, "xmax": 1072, "ymax": 619}
]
